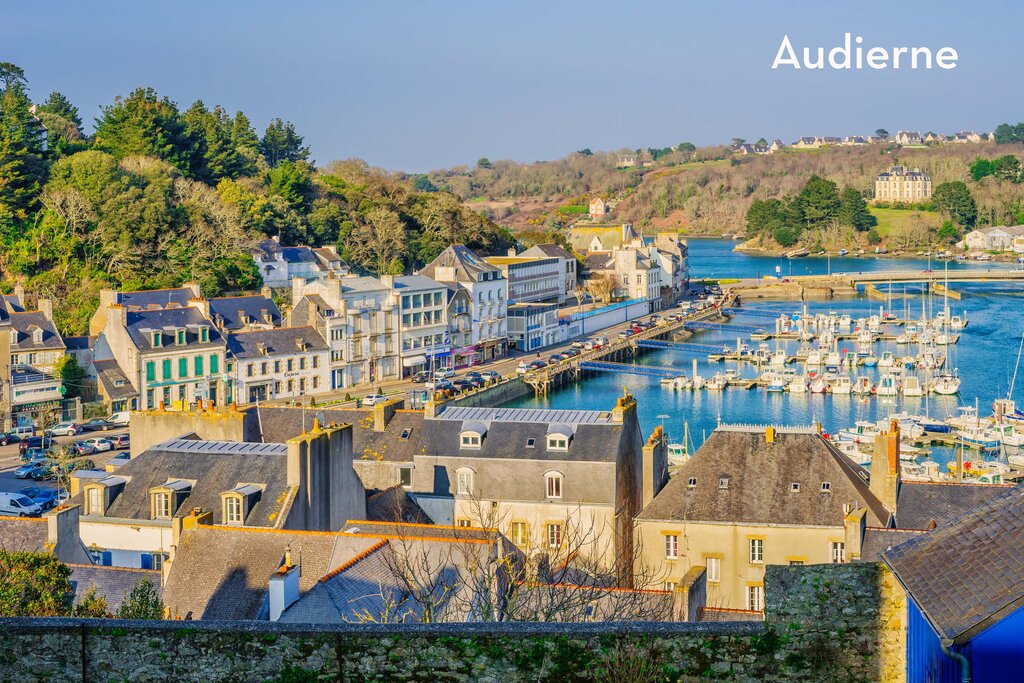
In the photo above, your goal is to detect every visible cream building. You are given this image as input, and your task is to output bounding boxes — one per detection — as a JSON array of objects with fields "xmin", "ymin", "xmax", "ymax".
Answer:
[
  {"xmin": 636, "ymin": 425, "xmax": 892, "ymax": 611},
  {"xmin": 874, "ymin": 165, "xmax": 932, "ymax": 201}
]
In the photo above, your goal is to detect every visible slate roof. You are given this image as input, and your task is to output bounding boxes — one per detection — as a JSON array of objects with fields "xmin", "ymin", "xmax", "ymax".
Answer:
[
  {"xmin": 392, "ymin": 275, "xmax": 445, "ymax": 292},
  {"xmin": 883, "ymin": 484, "xmax": 1024, "ymax": 643},
  {"xmin": 858, "ymin": 527, "xmax": 924, "ymax": 562},
  {"xmin": 0, "ymin": 516, "xmax": 48, "ymax": 551},
  {"xmin": 94, "ymin": 359, "xmax": 137, "ymax": 400},
  {"xmin": 366, "ymin": 485, "xmax": 433, "ymax": 524},
  {"xmin": 638, "ymin": 428, "xmax": 891, "ymax": 527},
  {"xmin": 209, "ymin": 295, "xmax": 282, "ymax": 330},
  {"xmin": 419, "ymin": 245, "xmax": 501, "ymax": 282},
  {"xmin": 163, "ymin": 526, "xmax": 376, "ymax": 620},
  {"xmin": 2, "ymin": 294, "xmax": 24, "ymax": 313},
  {"xmin": 521, "ymin": 244, "xmax": 574, "ymax": 260},
  {"xmin": 119, "ymin": 287, "xmax": 196, "ymax": 311},
  {"xmin": 279, "ymin": 246, "xmax": 318, "ymax": 264},
  {"xmin": 9, "ymin": 312, "xmax": 65, "ymax": 352},
  {"xmin": 312, "ymin": 247, "xmax": 344, "ymax": 264},
  {"xmin": 338, "ymin": 276, "xmax": 387, "ymax": 295},
  {"xmin": 68, "ymin": 564, "xmax": 163, "ymax": 613},
  {"xmin": 894, "ymin": 481, "xmax": 1014, "ymax": 530},
  {"xmin": 63, "ymin": 335, "xmax": 92, "ymax": 351},
  {"xmin": 125, "ymin": 306, "xmax": 224, "ymax": 353},
  {"xmin": 226, "ymin": 326, "xmax": 327, "ymax": 360},
  {"xmin": 71, "ymin": 438, "xmax": 292, "ymax": 527}
]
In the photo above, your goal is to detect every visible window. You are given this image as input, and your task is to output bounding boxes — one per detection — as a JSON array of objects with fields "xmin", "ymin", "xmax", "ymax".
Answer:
[
  {"xmin": 151, "ymin": 553, "xmax": 165, "ymax": 571},
  {"xmin": 176, "ymin": 329, "xmax": 186, "ymax": 346},
  {"xmin": 286, "ymin": 359, "xmax": 293, "ymax": 372},
  {"xmin": 791, "ymin": 482, "xmax": 800, "ymax": 493},
  {"xmin": 210, "ymin": 354, "xmax": 219, "ymax": 374},
  {"xmin": 665, "ymin": 534, "xmax": 679, "ymax": 559},
  {"xmin": 664, "ymin": 582, "xmax": 677, "ymax": 592},
  {"xmin": 547, "ymin": 435, "xmax": 568, "ymax": 451},
  {"xmin": 706, "ymin": 557, "xmax": 721, "ymax": 582},
  {"xmin": 526, "ymin": 438, "xmax": 536, "ymax": 448},
  {"xmin": 687, "ymin": 477, "xmax": 697, "ymax": 488},
  {"xmin": 246, "ymin": 363, "xmax": 254, "ymax": 378},
  {"xmin": 179, "ymin": 357, "xmax": 188, "ymax": 378},
  {"xmin": 747, "ymin": 585, "xmax": 765, "ymax": 612},
  {"xmin": 200, "ymin": 327, "xmax": 208, "ymax": 343},
  {"xmin": 749, "ymin": 539, "xmax": 764, "ymax": 564},
  {"xmin": 274, "ymin": 360, "xmax": 281, "ymax": 373},
  {"xmin": 545, "ymin": 473, "xmax": 563, "ymax": 499},
  {"xmin": 821, "ymin": 482, "xmax": 832, "ymax": 493},
  {"xmin": 312, "ymin": 355, "xmax": 319, "ymax": 368},
  {"xmin": 146, "ymin": 389, "xmax": 155, "ymax": 409},
  {"xmin": 456, "ymin": 519, "xmax": 472, "ymax": 528},
  {"xmin": 86, "ymin": 487, "xmax": 102, "ymax": 515},
  {"xmin": 299, "ymin": 357, "xmax": 306, "ymax": 370},
  {"xmin": 789, "ymin": 560, "xmax": 804, "ymax": 566},
  {"xmin": 146, "ymin": 362, "xmax": 155, "ymax": 382},
  {"xmin": 510, "ymin": 521, "xmax": 528, "ymax": 546},
  {"xmin": 460, "ymin": 433, "xmax": 481, "ymax": 449},
  {"xmin": 456, "ymin": 470, "xmax": 473, "ymax": 495},
  {"xmin": 831, "ymin": 542, "xmax": 846, "ymax": 564},
  {"xmin": 152, "ymin": 492, "xmax": 170, "ymax": 519},
  {"xmin": 547, "ymin": 523, "xmax": 562, "ymax": 548},
  {"xmin": 719, "ymin": 477, "xmax": 730, "ymax": 490},
  {"xmin": 152, "ymin": 331, "xmax": 162, "ymax": 347},
  {"xmin": 224, "ymin": 496, "xmax": 242, "ymax": 525},
  {"xmin": 162, "ymin": 359, "xmax": 172, "ymax": 380},
  {"xmin": 194, "ymin": 355, "xmax": 203, "ymax": 376},
  {"xmin": 398, "ymin": 466, "xmax": 412, "ymax": 488},
  {"xmin": 261, "ymin": 361, "xmax": 269, "ymax": 376}
]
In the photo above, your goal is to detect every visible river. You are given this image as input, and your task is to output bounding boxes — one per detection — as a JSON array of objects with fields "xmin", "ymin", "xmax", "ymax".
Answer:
[{"xmin": 504, "ymin": 239, "xmax": 1024, "ymax": 468}]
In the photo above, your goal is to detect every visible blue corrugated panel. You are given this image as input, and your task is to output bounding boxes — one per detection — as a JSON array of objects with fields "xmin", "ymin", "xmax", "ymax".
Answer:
[
  {"xmin": 968, "ymin": 603, "xmax": 1024, "ymax": 682},
  {"xmin": 907, "ymin": 599, "xmax": 961, "ymax": 683}
]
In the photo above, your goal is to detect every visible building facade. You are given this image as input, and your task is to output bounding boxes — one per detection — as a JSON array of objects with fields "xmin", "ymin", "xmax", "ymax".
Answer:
[
  {"xmin": 484, "ymin": 253, "xmax": 566, "ymax": 305},
  {"xmin": 874, "ymin": 166, "xmax": 932, "ymax": 201},
  {"xmin": 507, "ymin": 302, "xmax": 560, "ymax": 351},
  {"xmin": 520, "ymin": 244, "xmax": 578, "ymax": 303},
  {"xmin": 226, "ymin": 327, "xmax": 330, "ymax": 404},
  {"xmin": 385, "ymin": 275, "xmax": 451, "ymax": 376},
  {"xmin": 7, "ymin": 306, "xmax": 66, "ymax": 429}
]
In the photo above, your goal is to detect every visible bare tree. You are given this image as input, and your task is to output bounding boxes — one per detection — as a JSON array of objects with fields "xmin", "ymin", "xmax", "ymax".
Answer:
[
  {"xmin": 585, "ymin": 273, "xmax": 618, "ymax": 305},
  {"xmin": 349, "ymin": 207, "xmax": 407, "ymax": 276}
]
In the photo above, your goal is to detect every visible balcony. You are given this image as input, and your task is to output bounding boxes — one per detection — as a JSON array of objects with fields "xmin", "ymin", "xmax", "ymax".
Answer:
[{"xmin": 10, "ymin": 366, "xmax": 63, "ymax": 407}]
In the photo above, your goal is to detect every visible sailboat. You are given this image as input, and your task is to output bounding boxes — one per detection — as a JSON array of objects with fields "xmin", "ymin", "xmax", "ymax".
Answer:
[
  {"xmin": 667, "ymin": 423, "xmax": 691, "ymax": 466},
  {"xmin": 992, "ymin": 331, "xmax": 1024, "ymax": 424},
  {"xmin": 930, "ymin": 369, "xmax": 961, "ymax": 395}
]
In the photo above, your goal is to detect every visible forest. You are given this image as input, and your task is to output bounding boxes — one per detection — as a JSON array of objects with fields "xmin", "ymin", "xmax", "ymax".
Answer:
[{"xmin": 0, "ymin": 63, "xmax": 512, "ymax": 335}]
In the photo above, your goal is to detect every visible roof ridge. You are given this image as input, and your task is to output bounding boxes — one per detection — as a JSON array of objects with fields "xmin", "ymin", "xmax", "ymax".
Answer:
[
  {"xmin": 318, "ymin": 539, "xmax": 388, "ymax": 583},
  {"xmin": 66, "ymin": 563, "xmax": 161, "ymax": 573}
]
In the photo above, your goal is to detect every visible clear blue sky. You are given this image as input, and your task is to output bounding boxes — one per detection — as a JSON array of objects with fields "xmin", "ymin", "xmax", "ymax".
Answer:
[{"xmin": 5, "ymin": 0, "xmax": 1022, "ymax": 171}]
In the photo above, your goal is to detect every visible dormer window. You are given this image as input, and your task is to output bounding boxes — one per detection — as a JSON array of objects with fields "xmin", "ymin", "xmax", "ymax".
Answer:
[
  {"xmin": 32, "ymin": 328, "xmax": 43, "ymax": 344},
  {"xmin": 821, "ymin": 482, "xmax": 832, "ymax": 493},
  {"xmin": 85, "ymin": 485, "xmax": 104, "ymax": 516},
  {"xmin": 459, "ymin": 422, "xmax": 487, "ymax": 449},
  {"xmin": 150, "ymin": 479, "xmax": 192, "ymax": 520},
  {"xmin": 687, "ymin": 477, "xmax": 697, "ymax": 488},
  {"xmin": 719, "ymin": 477, "xmax": 730, "ymax": 490},
  {"xmin": 152, "ymin": 331, "xmax": 162, "ymax": 347},
  {"xmin": 546, "ymin": 424, "xmax": 573, "ymax": 452},
  {"xmin": 791, "ymin": 482, "xmax": 801, "ymax": 493},
  {"xmin": 460, "ymin": 432, "xmax": 482, "ymax": 449},
  {"xmin": 200, "ymin": 326, "xmax": 209, "ymax": 343},
  {"xmin": 152, "ymin": 492, "xmax": 170, "ymax": 519},
  {"xmin": 176, "ymin": 329, "xmax": 186, "ymax": 346}
]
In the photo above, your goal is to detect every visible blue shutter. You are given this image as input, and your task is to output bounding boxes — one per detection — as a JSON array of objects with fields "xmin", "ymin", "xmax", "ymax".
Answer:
[
  {"xmin": 140, "ymin": 554, "xmax": 153, "ymax": 570},
  {"xmin": 101, "ymin": 551, "xmax": 112, "ymax": 566}
]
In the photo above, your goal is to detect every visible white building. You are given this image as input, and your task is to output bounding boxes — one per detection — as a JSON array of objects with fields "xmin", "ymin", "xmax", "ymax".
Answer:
[
  {"xmin": 519, "ymin": 244, "xmax": 579, "ymax": 303},
  {"xmin": 289, "ymin": 276, "xmax": 400, "ymax": 390},
  {"xmin": 507, "ymin": 302, "xmax": 560, "ymax": 352},
  {"xmin": 961, "ymin": 226, "xmax": 1024, "ymax": 253},
  {"xmin": 484, "ymin": 252, "xmax": 566, "ymax": 305},
  {"xmin": 226, "ymin": 326, "xmax": 330, "ymax": 404},
  {"xmin": 254, "ymin": 239, "xmax": 349, "ymax": 288},
  {"xmin": 419, "ymin": 246, "xmax": 508, "ymax": 363},
  {"xmin": 384, "ymin": 274, "xmax": 451, "ymax": 376}
]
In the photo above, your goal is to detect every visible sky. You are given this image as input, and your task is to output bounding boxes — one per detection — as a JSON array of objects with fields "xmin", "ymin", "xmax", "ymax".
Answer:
[{"xmin": 5, "ymin": 0, "xmax": 1023, "ymax": 172}]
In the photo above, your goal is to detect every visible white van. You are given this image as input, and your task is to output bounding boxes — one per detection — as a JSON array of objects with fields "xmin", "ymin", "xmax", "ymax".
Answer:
[
  {"xmin": 106, "ymin": 412, "xmax": 130, "ymax": 427},
  {"xmin": 0, "ymin": 492, "xmax": 42, "ymax": 517}
]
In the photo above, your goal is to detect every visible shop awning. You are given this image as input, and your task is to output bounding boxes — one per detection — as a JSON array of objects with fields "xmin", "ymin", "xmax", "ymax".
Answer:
[{"xmin": 402, "ymin": 355, "xmax": 427, "ymax": 367}]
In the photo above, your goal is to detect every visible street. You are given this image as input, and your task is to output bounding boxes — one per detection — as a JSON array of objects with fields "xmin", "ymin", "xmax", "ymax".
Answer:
[{"xmin": 0, "ymin": 427, "xmax": 128, "ymax": 498}]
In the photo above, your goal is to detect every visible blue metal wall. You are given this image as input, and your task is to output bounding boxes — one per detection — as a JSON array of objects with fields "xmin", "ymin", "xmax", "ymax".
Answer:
[{"xmin": 907, "ymin": 598, "xmax": 1024, "ymax": 683}]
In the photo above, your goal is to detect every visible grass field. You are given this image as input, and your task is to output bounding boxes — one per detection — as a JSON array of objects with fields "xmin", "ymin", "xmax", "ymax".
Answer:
[{"xmin": 868, "ymin": 206, "xmax": 941, "ymax": 237}]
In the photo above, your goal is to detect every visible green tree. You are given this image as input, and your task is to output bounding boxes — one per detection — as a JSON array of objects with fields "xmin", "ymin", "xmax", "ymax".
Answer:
[
  {"xmin": 182, "ymin": 101, "xmax": 257, "ymax": 181},
  {"xmin": 577, "ymin": 148, "xmax": 593, "ymax": 156},
  {"xmin": 992, "ymin": 155, "xmax": 1023, "ymax": 183},
  {"xmin": 266, "ymin": 160, "xmax": 314, "ymax": 214},
  {"xmin": 94, "ymin": 87, "xmax": 198, "ymax": 175},
  {"xmin": 476, "ymin": 157, "xmax": 492, "ymax": 169},
  {"xmin": 993, "ymin": 123, "xmax": 1024, "ymax": 145},
  {"xmin": 866, "ymin": 229, "xmax": 882, "ymax": 245},
  {"xmin": 933, "ymin": 181, "xmax": 977, "ymax": 228},
  {"xmin": 874, "ymin": 128, "xmax": 889, "ymax": 140},
  {"xmin": 970, "ymin": 158, "xmax": 995, "ymax": 181},
  {"xmin": 795, "ymin": 175, "xmax": 841, "ymax": 230},
  {"xmin": 37, "ymin": 91, "xmax": 82, "ymax": 131},
  {"xmin": 116, "ymin": 578, "xmax": 165, "ymax": 619},
  {"xmin": 53, "ymin": 353, "xmax": 86, "ymax": 399},
  {"xmin": 259, "ymin": 118, "xmax": 310, "ymax": 168},
  {"xmin": 745, "ymin": 198, "xmax": 785, "ymax": 235},
  {"xmin": 677, "ymin": 142, "xmax": 696, "ymax": 153},
  {"xmin": 0, "ymin": 80, "xmax": 47, "ymax": 218},
  {"xmin": 0, "ymin": 550, "xmax": 76, "ymax": 617},
  {"xmin": 772, "ymin": 225, "xmax": 798, "ymax": 247},
  {"xmin": 936, "ymin": 220, "xmax": 960, "ymax": 244},
  {"xmin": 838, "ymin": 187, "xmax": 877, "ymax": 231}
]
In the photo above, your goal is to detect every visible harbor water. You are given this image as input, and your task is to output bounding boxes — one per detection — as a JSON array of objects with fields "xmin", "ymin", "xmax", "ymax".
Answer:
[{"xmin": 504, "ymin": 239, "xmax": 1024, "ymax": 468}]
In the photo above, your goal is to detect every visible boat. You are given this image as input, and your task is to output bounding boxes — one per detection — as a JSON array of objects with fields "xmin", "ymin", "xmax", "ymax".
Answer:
[
  {"xmin": 902, "ymin": 356, "xmax": 917, "ymax": 369},
  {"xmin": 660, "ymin": 375, "xmax": 691, "ymax": 390},
  {"xmin": 766, "ymin": 375, "xmax": 787, "ymax": 393},
  {"xmin": 990, "ymin": 423, "xmax": 1024, "ymax": 448},
  {"xmin": 667, "ymin": 441, "xmax": 689, "ymax": 466},
  {"xmin": 912, "ymin": 414, "xmax": 952, "ymax": 434},
  {"xmin": 878, "ymin": 414, "xmax": 926, "ymax": 440},
  {"xmin": 852, "ymin": 376, "xmax": 874, "ymax": 395},
  {"xmin": 947, "ymin": 405, "xmax": 990, "ymax": 430},
  {"xmin": 786, "ymin": 247, "xmax": 809, "ymax": 258},
  {"xmin": 929, "ymin": 371, "xmax": 961, "ymax": 395},
  {"xmin": 806, "ymin": 349, "xmax": 823, "ymax": 366},
  {"xmin": 831, "ymin": 439, "xmax": 870, "ymax": 466},
  {"xmin": 838, "ymin": 248, "xmax": 849, "ymax": 256},
  {"xmin": 902, "ymin": 376, "xmax": 923, "ymax": 397},
  {"xmin": 878, "ymin": 351, "xmax": 895, "ymax": 368},
  {"xmin": 832, "ymin": 375, "xmax": 853, "ymax": 394},
  {"xmin": 975, "ymin": 253, "xmax": 992, "ymax": 261},
  {"xmin": 839, "ymin": 421, "xmax": 878, "ymax": 444},
  {"xmin": 993, "ymin": 398, "xmax": 1024, "ymax": 425},
  {"xmin": 949, "ymin": 314, "xmax": 967, "ymax": 329},
  {"xmin": 895, "ymin": 333, "xmax": 911, "ymax": 345},
  {"xmin": 809, "ymin": 376, "xmax": 828, "ymax": 394},
  {"xmin": 705, "ymin": 374, "xmax": 728, "ymax": 390},
  {"xmin": 875, "ymin": 374, "xmax": 900, "ymax": 397},
  {"xmin": 861, "ymin": 353, "xmax": 878, "ymax": 367},
  {"xmin": 839, "ymin": 314, "xmax": 852, "ymax": 328},
  {"xmin": 770, "ymin": 349, "xmax": 787, "ymax": 366},
  {"xmin": 956, "ymin": 425, "xmax": 1001, "ymax": 451},
  {"xmin": 787, "ymin": 376, "xmax": 807, "ymax": 393}
]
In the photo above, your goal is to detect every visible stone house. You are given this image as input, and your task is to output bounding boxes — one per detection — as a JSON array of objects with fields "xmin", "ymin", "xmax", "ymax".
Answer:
[
  {"xmin": 874, "ymin": 166, "xmax": 932, "ymax": 202},
  {"xmin": 225, "ymin": 326, "xmax": 330, "ymax": 405}
]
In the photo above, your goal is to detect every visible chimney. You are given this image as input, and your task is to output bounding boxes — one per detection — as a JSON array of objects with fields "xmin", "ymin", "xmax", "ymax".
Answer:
[
  {"xmin": 870, "ymin": 421, "xmax": 900, "ymax": 512},
  {"xmin": 373, "ymin": 397, "xmax": 405, "ymax": 432},
  {"xmin": 13, "ymin": 283, "xmax": 24, "ymax": 307},
  {"xmin": 642, "ymin": 425, "xmax": 667, "ymax": 507},
  {"xmin": 287, "ymin": 422, "xmax": 360, "ymax": 531},
  {"xmin": 47, "ymin": 504, "xmax": 88, "ymax": 564},
  {"xmin": 260, "ymin": 308, "xmax": 272, "ymax": 325},
  {"xmin": 261, "ymin": 284, "xmax": 273, "ymax": 299},
  {"xmin": 507, "ymin": 247, "xmax": 517, "ymax": 257},
  {"xmin": 843, "ymin": 505, "xmax": 867, "ymax": 562},
  {"xmin": 765, "ymin": 426, "xmax": 776, "ymax": 444},
  {"xmin": 36, "ymin": 298, "xmax": 53, "ymax": 321},
  {"xmin": 268, "ymin": 549, "xmax": 300, "ymax": 621},
  {"xmin": 611, "ymin": 389, "xmax": 636, "ymax": 423},
  {"xmin": 380, "ymin": 274, "xmax": 395, "ymax": 289},
  {"xmin": 181, "ymin": 507, "xmax": 213, "ymax": 531}
]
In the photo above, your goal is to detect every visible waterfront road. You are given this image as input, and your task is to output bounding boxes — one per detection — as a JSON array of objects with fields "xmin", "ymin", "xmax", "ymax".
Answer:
[{"xmin": 0, "ymin": 427, "xmax": 128, "ymax": 498}]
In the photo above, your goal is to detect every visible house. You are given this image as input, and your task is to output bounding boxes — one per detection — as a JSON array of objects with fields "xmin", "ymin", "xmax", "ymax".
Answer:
[
  {"xmin": 842, "ymin": 136, "xmax": 867, "ymax": 146},
  {"xmin": 894, "ymin": 131, "xmax": 923, "ymax": 145},
  {"xmin": 288, "ymin": 275, "xmax": 401, "ymax": 390},
  {"xmin": 616, "ymin": 154, "xmax": 639, "ymax": 168},
  {"xmin": 951, "ymin": 131, "xmax": 983, "ymax": 144},
  {"xmin": 653, "ymin": 233, "xmax": 689, "ymax": 294},
  {"xmin": 484, "ymin": 252, "xmax": 566, "ymax": 305},
  {"xmin": 89, "ymin": 284, "xmax": 201, "ymax": 336},
  {"xmin": 769, "ymin": 139, "xmax": 786, "ymax": 152},
  {"xmin": 70, "ymin": 411, "xmax": 364, "ymax": 568},
  {"xmin": 925, "ymin": 132, "xmax": 949, "ymax": 144},
  {"xmin": 252, "ymin": 238, "xmax": 345, "ymax": 288},
  {"xmin": 311, "ymin": 247, "xmax": 350, "ymax": 276},
  {"xmin": 443, "ymin": 284, "xmax": 475, "ymax": 369},
  {"xmin": 588, "ymin": 197, "xmax": 607, "ymax": 219},
  {"xmin": 385, "ymin": 274, "xmax": 451, "ymax": 376},
  {"xmin": 418, "ymin": 245, "xmax": 508, "ymax": 363},
  {"xmin": 874, "ymin": 166, "xmax": 932, "ymax": 202},
  {"xmin": 883, "ymin": 484, "xmax": 1024, "ymax": 682},
  {"xmin": 566, "ymin": 223, "xmax": 640, "ymax": 254},
  {"xmin": 0, "ymin": 505, "xmax": 94, "ymax": 565},
  {"xmin": 636, "ymin": 424, "xmax": 891, "ymax": 612},
  {"xmin": 819, "ymin": 136, "xmax": 841, "ymax": 146},
  {"xmin": 584, "ymin": 243, "xmax": 667, "ymax": 308},
  {"xmin": 208, "ymin": 294, "xmax": 281, "ymax": 332},
  {"xmin": 7, "ymin": 305, "xmax": 67, "ymax": 429},
  {"xmin": 962, "ymin": 225, "xmax": 1024, "ymax": 252},
  {"xmin": 506, "ymin": 302, "xmax": 560, "ymax": 351},
  {"xmin": 226, "ymin": 326, "xmax": 330, "ymax": 405},
  {"xmin": 867, "ymin": 136, "xmax": 884, "ymax": 144},
  {"xmin": 520, "ymin": 243, "xmax": 578, "ymax": 301},
  {"xmin": 790, "ymin": 137, "xmax": 820, "ymax": 149}
]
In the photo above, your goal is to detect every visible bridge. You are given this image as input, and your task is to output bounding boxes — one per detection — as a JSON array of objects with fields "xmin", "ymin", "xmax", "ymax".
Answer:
[
  {"xmin": 636, "ymin": 339, "xmax": 723, "ymax": 354},
  {"xmin": 579, "ymin": 361, "xmax": 682, "ymax": 379},
  {"xmin": 721, "ymin": 307, "xmax": 792, "ymax": 319},
  {"xmin": 684, "ymin": 320, "xmax": 763, "ymax": 334},
  {"xmin": 804, "ymin": 268, "xmax": 1024, "ymax": 286}
]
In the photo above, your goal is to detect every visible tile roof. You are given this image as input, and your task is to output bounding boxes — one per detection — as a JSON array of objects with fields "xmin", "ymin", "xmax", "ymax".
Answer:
[
  {"xmin": 209, "ymin": 295, "xmax": 282, "ymax": 331},
  {"xmin": 638, "ymin": 428, "xmax": 890, "ymax": 527},
  {"xmin": 70, "ymin": 438, "xmax": 292, "ymax": 527},
  {"xmin": 883, "ymin": 484, "xmax": 1024, "ymax": 643},
  {"xmin": 858, "ymin": 527, "xmax": 924, "ymax": 562},
  {"xmin": 895, "ymin": 481, "xmax": 1014, "ymax": 530},
  {"xmin": 226, "ymin": 326, "xmax": 327, "ymax": 360},
  {"xmin": 68, "ymin": 564, "xmax": 163, "ymax": 613},
  {"xmin": 9, "ymin": 311, "xmax": 65, "ymax": 352},
  {"xmin": 93, "ymin": 359, "xmax": 137, "ymax": 399},
  {"xmin": 125, "ymin": 306, "xmax": 223, "ymax": 353},
  {"xmin": 0, "ymin": 516, "xmax": 48, "ymax": 551}
]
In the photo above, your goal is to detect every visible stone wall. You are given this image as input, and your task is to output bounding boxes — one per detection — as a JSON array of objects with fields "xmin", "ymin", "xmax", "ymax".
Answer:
[
  {"xmin": 0, "ymin": 563, "xmax": 903, "ymax": 683},
  {"xmin": 442, "ymin": 377, "xmax": 533, "ymax": 408}
]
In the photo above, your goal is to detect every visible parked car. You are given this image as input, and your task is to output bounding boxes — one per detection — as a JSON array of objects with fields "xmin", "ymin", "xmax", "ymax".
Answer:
[
  {"xmin": 432, "ymin": 380, "xmax": 455, "ymax": 393},
  {"xmin": 362, "ymin": 394, "xmax": 386, "ymax": 406},
  {"xmin": 111, "ymin": 434, "xmax": 130, "ymax": 450},
  {"xmin": 18, "ymin": 436, "xmax": 55, "ymax": 456},
  {"xmin": 0, "ymin": 492, "xmax": 42, "ymax": 517},
  {"xmin": 45, "ymin": 421, "xmax": 81, "ymax": 437},
  {"xmin": 583, "ymin": 340, "xmax": 595, "ymax": 351},
  {"xmin": 411, "ymin": 371, "xmax": 431, "ymax": 383},
  {"xmin": 463, "ymin": 372, "xmax": 485, "ymax": 389},
  {"xmin": 571, "ymin": 340, "xmax": 585, "ymax": 349},
  {"xmin": 80, "ymin": 418, "xmax": 114, "ymax": 432},
  {"xmin": 548, "ymin": 354, "xmax": 563, "ymax": 364},
  {"xmin": 84, "ymin": 437, "xmax": 113, "ymax": 453},
  {"xmin": 451, "ymin": 379, "xmax": 473, "ymax": 392},
  {"xmin": 480, "ymin": 371, "xmax": 501, "ymax": 382},
  {"xmin": 2, "ymin": 424, "xmax": 35, "ymax": 445},
  {"xmin": 20, "ymin": 447, "xmax": 49, "ymax": 462},
  {"xmin": 37, "ymin": 459, "xmax": 95, "ymax": 481},
  {"xmin": 563, "ymin": 348, "xmax": 580, "ymax": 358},
  {"xmin": 516, "ymin": 361, "xmax": 530, "ymax": 375},
  {"xmin": 69, "ymin": 441, "xmax": 96, "ymax": 456},
  {"xmin": 433, "ymin": 367, "xmax": 456, "ymax": 379},
  {"xmin": 618, "ymin": 330, "xmax": 633, "ymax": 339},
  {"xmin": 105, "ymin": 412, "xmax": 130, "ymax": 428},
  {"xmin": 528, "ymin": 360, "xmax": 547, "ymax": 371},
  {"xmin": 14, "ymin": 460, "xmax": 50, "ymax": 479},
  {"xmin": 594, "ymin": 336, "xmax": 608, "ymax": 347},
  {"xmin": 19, "ymin": 487, "xmax": 60, "ymax": 511}
]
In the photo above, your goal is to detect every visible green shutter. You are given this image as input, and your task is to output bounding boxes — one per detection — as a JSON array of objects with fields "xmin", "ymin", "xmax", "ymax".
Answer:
[
  {"xmin": 146, "ymin": 362, "xmax": 155, "ymax": 382},
  {"xmin": 195, "ymin": 356, "xmax": 204, "ymax": 376},
  {"xmin": 210, "ymin": 354, "xmax": 219, "ymax": 374},
  {"xmin": 162, "ymin": 359, "xmax": 171, "ymax": 380},
  {"xmin": 178, "ymin": 357, "xmax": 188, "ymax": 378}
]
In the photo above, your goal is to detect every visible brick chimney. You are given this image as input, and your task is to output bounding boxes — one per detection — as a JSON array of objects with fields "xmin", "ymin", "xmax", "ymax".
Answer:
[
  {"xmin": 870, "ymin": 420, "xmax": 900, "ymax": 512},
  {"xmin": 36, "ymin": 298, "xmax": 53, "ymax": 321},
  {"xmin": 642, "ymin": 425, "xmax": 668, "ymax": 507}
]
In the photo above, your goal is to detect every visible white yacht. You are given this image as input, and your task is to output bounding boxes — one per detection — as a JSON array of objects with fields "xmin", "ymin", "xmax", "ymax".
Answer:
[
  {"xmin": 831, "ymin": 375, "xmax": 853, "ymax": 394},
  {"xmin": 876, "ymin": 373, "xmax": 900, "ymax": 397},
  {"xmin": 902, "ymin": 376, "xmax": 924, "ymax": 397},
  {"xmin": 929, "ymin": 371, "xmax": 961, "ymax": 395}
]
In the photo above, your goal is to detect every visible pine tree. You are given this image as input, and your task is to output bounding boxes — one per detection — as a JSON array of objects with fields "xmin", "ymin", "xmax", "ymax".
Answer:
[
  {"xmin": 37, "ymin": 90, "xmax": 82, "ymax": 131},
  {"xmin": 0, "ymin": 82, "xmax": 47, "ymax": 217},
  {"xmin": 259, "ymin": 118, "xmax": 310, "ymax": 168},
  {"xmin": 94, "ymin": 87, "xmax": 198, "ymax": 176},
  {"xmin": 838, "ymin": 187, "xmax": 877, "ymax": 232}
]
